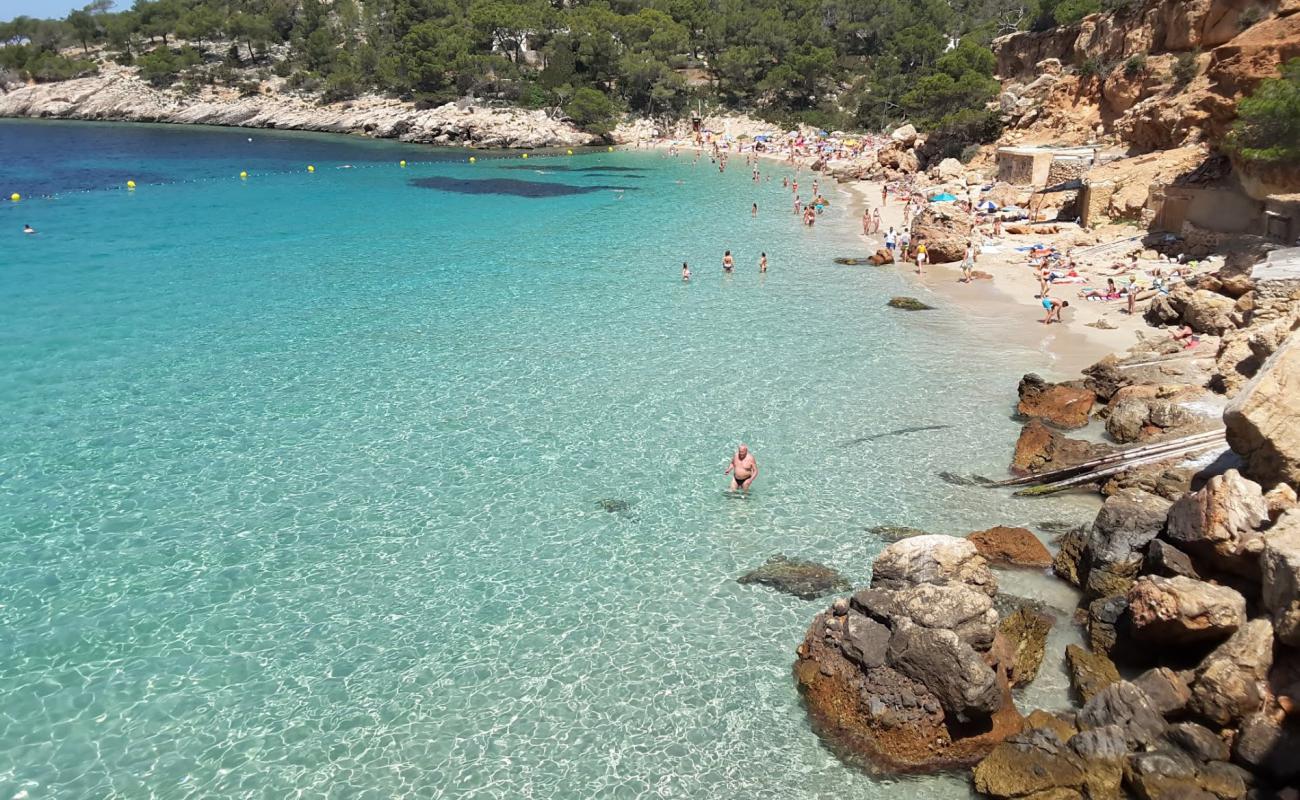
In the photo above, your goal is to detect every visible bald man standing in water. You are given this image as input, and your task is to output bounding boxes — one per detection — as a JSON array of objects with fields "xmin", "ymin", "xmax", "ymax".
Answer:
[{"xmin": 725, "ymin": 444, "xmax": 758, "ymax": 492}]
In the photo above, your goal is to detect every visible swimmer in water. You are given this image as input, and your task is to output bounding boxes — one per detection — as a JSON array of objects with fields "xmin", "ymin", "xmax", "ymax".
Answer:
[
  {"xmin": 759, "ymin": 252, "xmax": 767, "ymax": 273},
  {"xmin": 722, "ymin": 250, "xmax": 735, "ymax": 273},
  {"xmin": 682, "ymin": 262, "xmax": 691, "ymax": 281},
  {"xmin": 23, "ymin": 224, "xmax": 36, "ymax": 234}
]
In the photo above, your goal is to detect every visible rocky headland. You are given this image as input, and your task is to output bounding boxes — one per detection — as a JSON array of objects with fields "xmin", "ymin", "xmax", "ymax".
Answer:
[{"xmin": 0, "ymin": 64, "xmax": 597, "ymax": 149}]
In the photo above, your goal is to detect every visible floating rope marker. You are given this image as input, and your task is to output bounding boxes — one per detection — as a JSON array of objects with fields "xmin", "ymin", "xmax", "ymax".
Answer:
[
  {"xmin": 240, "ymin": 171, "xmax": 248, "ymax": 179},
  {"xmin": 127, "ymin": 180, "xmax": 136, "ymax": 189},
  {"xmin": 400, "ymin": 160, "xmax": 406, "ymax": 167},
  {"xmin": 307, "ymin": 165, "xmax": 315, "ymax": 173},
  {"xmin": 10, "ymin": 193, "xmax": 19, "ymax": 202},
  {"xmin": 469, "ymin": 157, "xmax": 476, "ymax": 163}
]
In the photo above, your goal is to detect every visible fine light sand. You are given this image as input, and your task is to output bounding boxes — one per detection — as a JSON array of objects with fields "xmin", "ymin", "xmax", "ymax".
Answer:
[{"xmin": 837, "ymin": 180, "xmax": 1152, "ymax": 377}]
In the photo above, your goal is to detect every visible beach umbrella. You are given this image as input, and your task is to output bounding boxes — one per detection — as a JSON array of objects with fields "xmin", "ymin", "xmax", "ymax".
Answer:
[
  {"xmin": 930, "ymin": 192, "xmax": 957, "ymax": 202},
  {"xmin": 977, "ymin": 200, "xmax": 998, "ymax": 211}
]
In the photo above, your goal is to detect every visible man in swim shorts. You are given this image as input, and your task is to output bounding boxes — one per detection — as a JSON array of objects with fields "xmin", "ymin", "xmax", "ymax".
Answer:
[
  {"xmin": 722, "ymin": 251, "xmax": 734, "ymax": 272},
  {"xmin": 1042, "ymin": 297, "xmax": 1069, "ymax": 324},
  {"xmin": 725, "ymin": 444, "xmax": 758, "ymax": 492}
]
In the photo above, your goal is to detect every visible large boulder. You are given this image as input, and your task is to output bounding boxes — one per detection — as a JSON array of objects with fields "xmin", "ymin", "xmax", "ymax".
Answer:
[
  {"xmin": 1133, "ymin": 667, "xmax": 1192, "ymax": 716},
  {"xmin": 1261, "ymin": 509, "xmax": 1300, "ymax": 646},
  {"xmin": 1011, "ymin": 419, "xmax": 1111, "ymax": 476},
  {"xmin": 870, "ymin": 535, "xmax": 997, "ymax": 597},
  {"xmin": 909, "ymin": 204, "xmax": 975, "ymax": 264},
  {"xmin": 933, "ymin": 157, "xmax": 965, "ymax": 181},
  {"xmin": 967, "ymin": 526, "xmax": 1052, "ymax": 568},
  {"xmin": 737, "ymin": 554, "xmax": 852, "ymax": 600},
  {"xmin": 1182, "ymin": 289, "xmax": 1238, "ymax": 335},
  {"xmin": 1164, "ymin": 469, "xmax": 1270, "ymax": 579},
  {"xmin": 887, "ymin": 622, "xmax": 1001, "ymax": 722},
  {"xmin": 1083, "ymin": 489, "xmax": 1174, "ymax": 599},
  {"xmin": 1224, "ymin": 332, "xmax": 1300, "ymax": 489},
  {"xmin": 1126, "ymin": 576, "xmax": 1246, "ymax": 646},
  {"xmin": 793, "ymin": 535, "xmax": 1019, "ymax": 772},
  {"xmin": 890, "ymin": 123, "xmax": 918, "ymax": 146},
  {"xmin": 1188, "ymin": 619, "xmax": 1275, "ymax": 726},
  {"xmin": 1016, "ymin": 374, "xmax": 1096, "ymax": 430}
]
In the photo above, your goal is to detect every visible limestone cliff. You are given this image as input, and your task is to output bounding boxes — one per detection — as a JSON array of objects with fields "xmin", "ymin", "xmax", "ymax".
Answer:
[{"xmin": 994, "ymin": 0, "xmax": 1300, "ymax": 154}]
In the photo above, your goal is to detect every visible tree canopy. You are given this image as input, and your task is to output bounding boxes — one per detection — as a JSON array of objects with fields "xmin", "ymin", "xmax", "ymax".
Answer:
[{"xmin": 2, "ymin": 0, "xmax": 1016, "ymax": 143}]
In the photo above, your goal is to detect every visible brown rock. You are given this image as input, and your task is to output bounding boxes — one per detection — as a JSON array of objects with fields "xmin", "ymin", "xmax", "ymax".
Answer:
[
  {"xmin": 910, "ymin": 204, "xmax": 975, "ymax": 264},
  {"xmin": 1126, "ymin": 576, "xmax": 1247, "ymax": 646},
  {"xmin": 968, "ymin": 526, "xmax": 1053, "ymax": 568},
  {"xmin": 1165, "ymin": 469, "xmax": 1270, "ymax": 579},
  {"xmin": 1017, "ymin": 374, "xmax": 1096, "ymax": 430},
  {"xmin": 999, "ymin": 605, "xmax": 1055, "ymax": 686},
  {"xmin": 1189, "ymin": 619, "xmax": 1275, "ymax": 726},
  {"xmin": 1011, "ymin": 419, "xmax": 1111, "ymax": 476},
  {"xmin": 1066, "ymin": 644, "xmax": 1121, "ymax": 704}
]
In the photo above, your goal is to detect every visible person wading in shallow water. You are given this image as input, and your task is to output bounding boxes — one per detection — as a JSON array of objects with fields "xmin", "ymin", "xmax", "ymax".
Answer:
[{"xmin": 725, "ymin": 444, "xmax": 758, "ymax": 493}]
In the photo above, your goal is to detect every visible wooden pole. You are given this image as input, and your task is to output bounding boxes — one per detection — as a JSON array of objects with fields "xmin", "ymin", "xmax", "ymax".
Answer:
[
  {"xmin": 1013, "ymin": 440, "xmax": 1227, "ymax": 497},
  {"xmin": 993, "ymin": 429, "xmax": 1225, "ymax": 488}
]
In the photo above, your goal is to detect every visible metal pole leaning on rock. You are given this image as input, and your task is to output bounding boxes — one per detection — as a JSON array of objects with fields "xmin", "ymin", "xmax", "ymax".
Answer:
[
  {"xmin": 1012, "ymin": 436, "xmax": 1228, "ymax": 497},
  {"xmin": 993, "ymin": 429, "xmax": 1227, "ymax": 488}
]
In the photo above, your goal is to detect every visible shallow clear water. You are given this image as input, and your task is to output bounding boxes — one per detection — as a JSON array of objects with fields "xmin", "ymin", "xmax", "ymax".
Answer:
[{"xmin": 1, "ymin": 120, "xmax": 1091, "ymax": 799}]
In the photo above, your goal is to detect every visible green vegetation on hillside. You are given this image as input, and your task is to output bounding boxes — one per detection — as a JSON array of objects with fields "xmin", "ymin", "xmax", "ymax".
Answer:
[
  {"xmin": 1, "ymin": 0, "xmax": 1033, "ymax": 142},
  {"xmin": 1227, "ymin": 58, "xmax": 1300, "ymax": 165}
]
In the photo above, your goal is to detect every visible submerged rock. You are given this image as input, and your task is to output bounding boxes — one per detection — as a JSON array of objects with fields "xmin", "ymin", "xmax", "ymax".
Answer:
[
  {"xmin": 595, "ymin": 498, "xmax": 632, "ymax": 514},
  {"xmin": 866, "ymin": 524, "xmax": 930, "ymax": 542},
  {"xmin": 737, "ymin": 554, "xmax": 851, "ymax": 600},
  {"xmin": 886, "ymin": 296, "xmax": 935, "ymax": 311}
]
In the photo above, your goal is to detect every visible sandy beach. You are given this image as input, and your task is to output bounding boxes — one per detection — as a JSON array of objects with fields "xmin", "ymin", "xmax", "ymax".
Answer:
[{"xmin": 836, "ymin": 180, "xmax": 1153, "ymax": 377}]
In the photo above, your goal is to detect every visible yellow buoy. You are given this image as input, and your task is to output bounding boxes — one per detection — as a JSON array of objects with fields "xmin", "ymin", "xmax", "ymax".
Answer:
[
  {"xmin": 307, "ymin": 165, "xmax": 315, "ymax": 173},
  {"xmin": 400, "ymin": 160, "xmax": 406, "ymax": 167},
  {"xmin": 469, "ymin": 157, "xmax": 476, "ymax": 163},
  {"xmin": 126, "ymin": 180, "xmax": 136, "ymax": 189},
  {"xmin": 9, "ymin": 193, "xmax": 19, "ymax": 202},
  {"xmin": 607, "ymin": 146, "xmax": 614, "ymax": 152},
  {"xmin": 567, "ymin": 149, "xmax": 573, "ymax": 155},
  {"xmin": 521, "ymin": 153, "xmax": 529, "ymax": 159},
  {"xmin": 240, "ymin": 171, "xmax": 248, "ymax": 179}
]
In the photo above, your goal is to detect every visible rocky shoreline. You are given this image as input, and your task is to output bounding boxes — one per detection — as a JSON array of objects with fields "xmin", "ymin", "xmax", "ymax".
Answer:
[
  {"xmin": 0, "ymin": 66, "xmax": 597, "ymax": 149},
  {"xmin": 775, "ymin": 235, "xmax": 1300, "ymax": 795}
]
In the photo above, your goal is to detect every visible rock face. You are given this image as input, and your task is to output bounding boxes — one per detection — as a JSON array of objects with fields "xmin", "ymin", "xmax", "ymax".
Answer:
[
  {"xmin": 0, "ymin": 67, "xmax": 596, "ymax": 149},
  {"xmin": 1126, "ymin": 576, "xmax": 1246, "ymax": 646},
  {"xmin": 973, "ymin": 719, "xmax": 1125, "ymax": 800},
  {"xmin": 967, "ymin": 526, "xmax": 1053, "ymax": 568},
  {"xmin": 909, "ymin": 205, "xmax": 975, "ymax": 264},
  {"xmin": 1261, "ymin": 510, "xmax": 1300, "ymax": 646},
  {"xmin": 1164, "ymin": 469, "xmax": 1270, "ymax": 578},
  {"xmin": 737, "ymin": 554, "xmax": 852, "ymax": 600},
  {"xmin": 1224, "ymin": 332, "xmax": 1300, "ymax": 489},
  {"xmin": 795, "ymin": 536, "xmax": 1021, "ymax": 772},
  {"xmin": 1016, "ymin": 374, "xmax": 1096, "ymax": 430}
]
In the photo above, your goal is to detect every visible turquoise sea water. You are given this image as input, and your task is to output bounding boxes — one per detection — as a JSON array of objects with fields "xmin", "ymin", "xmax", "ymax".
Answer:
[{"xmin": 1, "ymin": 119, "xmax": 1086, "ymax": 799}]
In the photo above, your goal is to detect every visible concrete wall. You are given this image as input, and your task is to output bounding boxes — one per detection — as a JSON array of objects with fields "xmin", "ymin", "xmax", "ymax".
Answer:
[{"xmin": 998, "ymin": 151, "xmax": 1054, "ymax": 186}]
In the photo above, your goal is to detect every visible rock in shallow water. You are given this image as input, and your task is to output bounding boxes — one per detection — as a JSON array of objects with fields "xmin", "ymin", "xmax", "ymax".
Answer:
[
  {"xmin": 886, "ymin": 296, "xmax": 935, "ymax": 311},
  {"xmin": 736, "ymin": 554, "xmax": 851, "ymax": 600},
  {"xmin": 967, "ymin": 526, "xmax": 1053, "ymax": 569}
]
